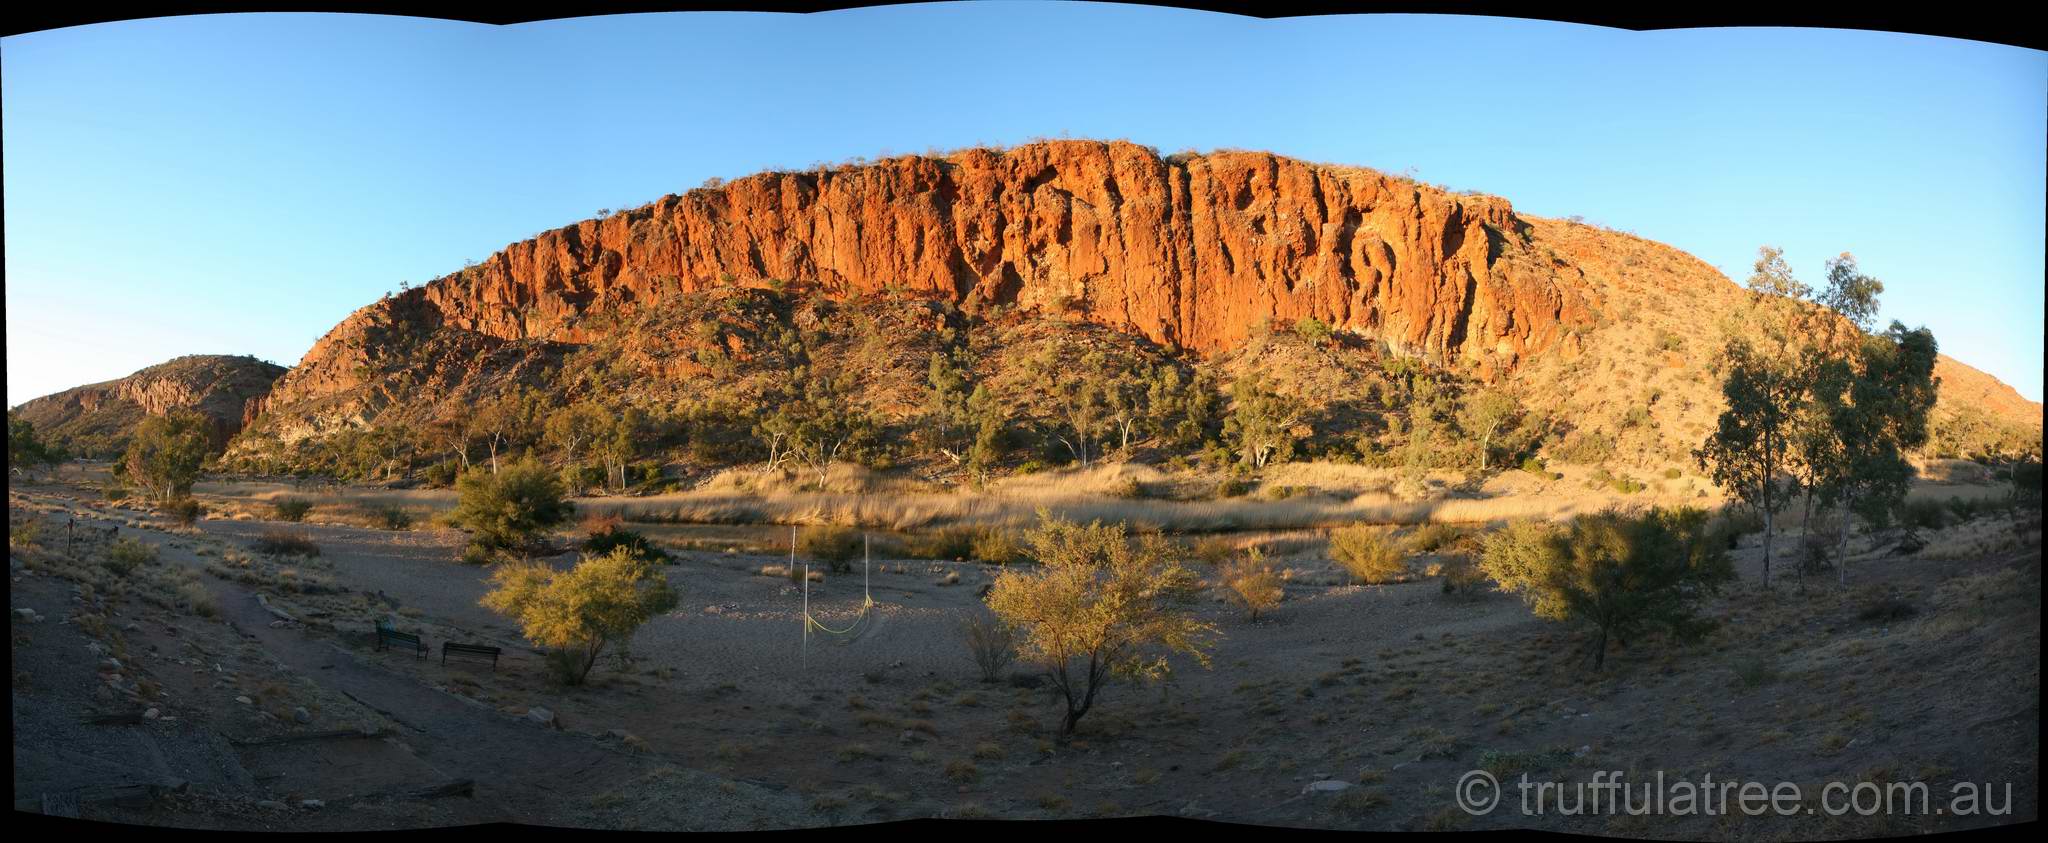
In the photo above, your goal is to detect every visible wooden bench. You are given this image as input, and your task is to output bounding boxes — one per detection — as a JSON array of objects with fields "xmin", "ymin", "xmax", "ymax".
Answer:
[
  {"xmin": 375, "ymin": 627, "xmax": 427, "ymax": 660},
  {"xmin": 442, "ymin": 642, "xmax": 501, "ymax": 670}
]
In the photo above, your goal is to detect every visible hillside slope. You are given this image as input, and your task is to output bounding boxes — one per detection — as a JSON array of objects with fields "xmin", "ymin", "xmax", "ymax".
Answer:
[
  {"xmin": 218, "ymin": 140, "xmax": 2037, "ymax": 476},
  {"xmin": 12, "ymin": 355, "xmax": 286, "ymax": 457}
]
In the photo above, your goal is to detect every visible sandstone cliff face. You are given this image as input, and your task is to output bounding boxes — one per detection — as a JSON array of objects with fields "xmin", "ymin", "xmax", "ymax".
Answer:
[
  {"xmin": 11, "ymin": 355, "xmax": 285, "ymax": 456},
  {"xmin": 263, "ymin": 141, "xmax": 1592, "ymax": 416},
  {"xmin": 240, "ymin": 139, "xmax": 2037, "ymax": 463}
]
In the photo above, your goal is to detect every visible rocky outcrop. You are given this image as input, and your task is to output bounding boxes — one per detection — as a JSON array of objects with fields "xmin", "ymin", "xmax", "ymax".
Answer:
[
  {"xmin": 263, "ymin": 141, "xmax": 1592, "ymax": 414},
  {"xmin": 11, "ymin": 355, "xmax": 285, "ymax": 456}
]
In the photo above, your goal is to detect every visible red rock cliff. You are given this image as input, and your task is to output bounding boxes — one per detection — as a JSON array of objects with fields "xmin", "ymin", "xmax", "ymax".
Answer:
[{"xmin": 267, "ymin": 140, "xmax": 1591, "ymax": 412}]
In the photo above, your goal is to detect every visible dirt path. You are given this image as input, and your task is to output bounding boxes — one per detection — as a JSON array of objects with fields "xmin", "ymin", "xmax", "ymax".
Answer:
[{"xmin": 34, "ymin": 501, "xmax": 806, "ymax": 829}]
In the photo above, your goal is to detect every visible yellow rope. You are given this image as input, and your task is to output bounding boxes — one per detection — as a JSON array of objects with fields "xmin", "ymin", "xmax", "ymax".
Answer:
[
  {"xmin": 804, "ymin": 594, "xmax": 876, "ymax": 635},
  {"xmin": 803, "ymin": 554, "xmax": 878, "ymax": 637}
]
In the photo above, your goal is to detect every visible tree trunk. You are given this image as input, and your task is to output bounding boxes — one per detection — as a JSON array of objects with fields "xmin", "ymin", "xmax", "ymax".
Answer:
[
  {"xmin": 1835, "ymin": 490, "xmax": 1855, "ymax": 587},
  {"xmin": 1760, "ymin": 496, "xmax": 1775, "ymax": 589},
  {"xmin": 1592, "ymin": 627, "xmax": 1609, "ymax": 671}
]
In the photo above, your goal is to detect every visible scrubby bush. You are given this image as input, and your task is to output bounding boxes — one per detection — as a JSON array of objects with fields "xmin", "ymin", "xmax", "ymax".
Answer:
[
  {"xmin": 450, "ymin": 458, "xmax": 573, "ymax": 553},
  {"xmin": 1220, "ymin": 548, "xmax": 1285, "ymax": 621},
  {"xmin": 1107, "ymin": 476, "xmax": 1145, "ymax": 499},
  {"xmin": 1479, "ymin": 507, "xmax": 1733, "ymax": 670},
  {"xmin": 583, "ymin": 524, "xmax": 672, "ymax": 564},
  {"xmin": 373, "ymin": 505, "xmax": 415, "ymax": 531},
  {"xmin": 274, "ymin": 498, "xmax": 313, "ymax": 522},
  {"xmin": 907, "ymin": 526, "xmax": 978, "ymax": 561},
  {"xmin": 2011, "ymin": 458, "xmax": 2043, "ymax": 509},
  {"xmin": 1521, "ymin": 456, "xmax": 1547, "ymax": 476},
  {"xmin": 1549, "ymin": 430, "xmax": 1615, "ymax": 466},
  {"xmin": 970, "ymin": 528, "xmax": 1027, "ymax": 565},
  {"xmin": 961, "ymin": 614, "xmax": 1018, "ymax": 683},
  {"xmin": 1435, "ymin": 552, "xmax": 1488, "ymax": 596},
  {"xmin": 105, "ymin": 537, "xmax": 158, "ymax": 575},
  {"xmin": 1215, "ymin": 477, "xmax": 1251, "ymax": 498},
  {"xmin": 799, "ymin": 525, "xmax": 864, "ymax": 573},
  {"xmin": 252, "ymin": 530, "xmax": 321, "ymax": 557},
  {"xmin": 1188, "ymin": 534, "xmax": 1237, "ymax": 567},
  {"xmin": 164, "ymin": 497, "xmax": 204, "ymax": 526},
  {"xmin": 1901, "ymin": 498, "xmax": 1948, "ymax": 531},
  {"xmin": 1407, "ymin": 523, "xmax": 1469, "ymax": 554},
  {"xmin": 1328, "ymin": 524, "xmax": 1407, "ymax": 584},
  {"xmin": 422, "ymin": 460, "xmax": 460, "ymax": 488}
]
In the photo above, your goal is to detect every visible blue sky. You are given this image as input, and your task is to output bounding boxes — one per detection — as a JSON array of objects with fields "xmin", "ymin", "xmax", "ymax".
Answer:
[{"xmin": 5, "ymin": 5, "xmax": 2044, "ymax": 406}]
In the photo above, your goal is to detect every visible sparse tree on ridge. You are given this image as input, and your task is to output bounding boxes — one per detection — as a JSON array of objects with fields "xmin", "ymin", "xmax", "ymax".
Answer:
[
  {"xmin": 1817, "ymin": 253, "xmax": 1885, "ymax": 333},
  {"xmin": 1745, "ymin": 245, "xmax": 1811, "ymax": 300}
]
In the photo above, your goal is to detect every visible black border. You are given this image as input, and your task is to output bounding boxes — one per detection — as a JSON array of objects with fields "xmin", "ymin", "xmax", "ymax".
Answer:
[{"xmin": 0, "ymin": 2, "xmax": 2041, "ymax": 52}]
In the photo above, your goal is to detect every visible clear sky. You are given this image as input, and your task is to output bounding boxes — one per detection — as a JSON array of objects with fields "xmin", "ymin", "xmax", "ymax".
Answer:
[{"xmin": 5, "ymin": 6, "xmax": 2044, "ymax": 407}]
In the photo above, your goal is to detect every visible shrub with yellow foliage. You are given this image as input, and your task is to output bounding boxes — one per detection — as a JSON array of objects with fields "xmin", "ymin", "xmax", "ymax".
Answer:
[
  {"xmin": 479, "ymin": 546, "xmax": 679, "ymax": 686},
  {"xmin": 1220, "ymin": 547, "xmax": 1285, "ymax": 621},
  {"xmin": 985, "ymin": 512, "xmax": 1215, "ymax": 737}
]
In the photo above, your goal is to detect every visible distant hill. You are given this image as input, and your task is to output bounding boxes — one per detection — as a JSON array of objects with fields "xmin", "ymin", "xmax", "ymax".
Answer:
[{"xmin": 11, "ymin": 355, "xmax": 286, "ymax": 458}]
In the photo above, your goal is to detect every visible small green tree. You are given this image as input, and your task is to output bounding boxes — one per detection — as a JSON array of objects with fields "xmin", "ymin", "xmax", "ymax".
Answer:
[
  {"xmin": 8, "ymin": 413, "xmax": 64, "ymax": 479},
  {"xmin": 1812, "ymin": 323, "xmax": 1938, "ymax": 583},
  {"xmin": 1223, "ymin": 372, "xmax": 1306, "ymax": 470},
  {"xmin": 1457, "ymin": 387, "xmax": 1521, "ymax": 472},
  {"xmin": 124, "ymin": 411, "xmax": 213, "ymax": 504},
  {"xmin": 450, "ymin": 458, "xmax": 574, "ymax": 554},
  {"xmin": 985, "ymin": 513, "xmax": 1214, "ymax": 737},
  {"xmin": 1480, "ymin": 508, "xmax": 1733, "ymax": 670},
  {"xmin": 1695, "ymin": 338, "xmax": 1806, "ymax": 587},
  {"xmin": 480, "ymin": 546, "xmax": 678, "ymax": 685},
  {"xmin": 468, "ymin": 385, "xmax": 548, "ymax": 474}
]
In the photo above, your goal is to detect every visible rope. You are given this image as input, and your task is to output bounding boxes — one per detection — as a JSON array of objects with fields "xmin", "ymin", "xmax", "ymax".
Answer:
[{"xmin": 801, "ymin": 532, "xmax": 878, "ymax": 640}]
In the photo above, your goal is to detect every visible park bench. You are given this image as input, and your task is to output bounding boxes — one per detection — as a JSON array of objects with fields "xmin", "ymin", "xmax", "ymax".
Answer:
[
  {"xmin": 442, "ymin": 642, "xmax": 501, "ymax": 670},
  {"xmin": 374, "ymin": 625, "xmax": 427, "ymax": 660}
]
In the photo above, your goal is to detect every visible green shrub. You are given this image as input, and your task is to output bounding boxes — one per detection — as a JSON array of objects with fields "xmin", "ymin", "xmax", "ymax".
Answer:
[
  {"xmin": 1549, "ymin": 431, "xmax": 1614, "ymax": 466},
  {"xmin": 449, "ymin": 459, "xmax": 573, "ymax": 552},
  {"xmin": 373, "ymin": 505, "xmax": 414, "ymax": 531},
  {"xmin": 1479, "ymin": 508, "xmax": 1733, "ymax": 670},
  {"xmin": 1215, "ymin": 478, "xmax": 1252, "ymax": 498},
  {"xmin": 1328, "ymin": 525, "xmax": 1407, "ymax": 584},
  {"xmin": 1663, "ymin": 468, "xmax": 1683, "ymax": 480},
  {"xmin": 1901, "ymin": 498, "xmax": 1948, "ymax": 531},
  {"xmin": 799, "ymin": 525, "xmax": 864, "ymax": 573},
  {"xmin": 422, "ymin": 461, "xmax": 459, "ymax": 488},
  {"xmin": 1521, "ymin": 456, "xmax": 1547, "ymax": 476},
  {"xmin": 583, "ymin": 525, "xmax": 672, "ymax": 564},
  {"xmin": 273, "ymin": 498, "xmax": 313, "ymax": 522},
  {"xmin": 1107, "ymin": 476, "xmax": 1145, "ymax": 499},
  {"xmin": 1407, "ymin": 523, "xmax": 1469, "ymax": 553},
  {"xmin": 105, "ymin": 537, "xmax": 158, "ymax": 575}
]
